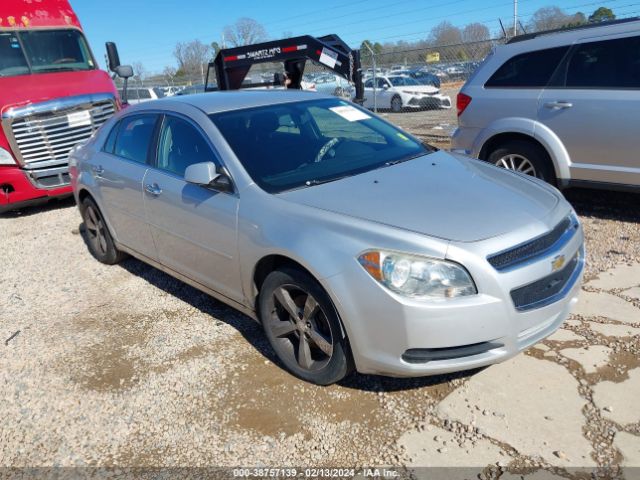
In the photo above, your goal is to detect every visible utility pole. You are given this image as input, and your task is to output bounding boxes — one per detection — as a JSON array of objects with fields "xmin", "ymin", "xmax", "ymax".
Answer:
[{"xmin": 513, "ymin": 0, "xmax": 518, "ymax": 37}]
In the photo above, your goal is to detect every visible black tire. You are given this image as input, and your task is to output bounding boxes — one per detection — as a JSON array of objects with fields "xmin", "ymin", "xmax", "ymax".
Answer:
[
  {"xmin": 390, "ymin": 95, "xmax": 403, "ymax": 113},
  {"xmin": 487, "ymin": 139, "xmax": 556, "ymax": 185},
  {"xmin": 259, "ymin": 268, "xmax": 354, "ymax": 385},
  {"xmin": 80, "ymin": 197, "xmax": 126, "ymax": 265}
]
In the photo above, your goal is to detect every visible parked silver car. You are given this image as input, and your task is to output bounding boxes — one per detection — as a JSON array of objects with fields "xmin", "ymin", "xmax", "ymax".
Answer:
[
  {"xmin": 452, "ymin": 19, "xmax": 640, "ymax": 190},
  {"xmin": 70, "ymin": 91, "xmax": 584, "ymax": 384}
]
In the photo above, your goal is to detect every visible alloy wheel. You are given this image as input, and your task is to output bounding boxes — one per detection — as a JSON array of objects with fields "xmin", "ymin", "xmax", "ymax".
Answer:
[
  {"xmin": 84, "ymin": 204, "xmax": 108, "ymax": 256},
  {"xmin": 495, "ymin": 154, "xmax": 537, "ymax": 176},
  {"xmin": 267, "ymin": 284, "xmax": 334, "ymax": 371}
]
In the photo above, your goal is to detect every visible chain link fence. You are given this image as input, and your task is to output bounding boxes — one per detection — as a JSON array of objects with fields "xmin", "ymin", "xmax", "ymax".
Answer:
[
  {"xmin": 119, "ymin": 37, "xmax": 508, "ymax": 145},
  {"xmin": 358, "ymin": 37, "xmax": 505, "ymax": 144}
]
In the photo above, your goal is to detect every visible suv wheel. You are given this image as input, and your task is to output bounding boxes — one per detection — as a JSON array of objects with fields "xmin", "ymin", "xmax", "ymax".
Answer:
[
  {"xmin": 259, "ymin": 268, "xmax": 354, "ymax": 385},
  {"xmin": 487, "ymin": 140, "xmax": 556, "ymax": 185},
  {"xmin": 80, "ymin": 197, "xmax": 126, "ymax": 265}
]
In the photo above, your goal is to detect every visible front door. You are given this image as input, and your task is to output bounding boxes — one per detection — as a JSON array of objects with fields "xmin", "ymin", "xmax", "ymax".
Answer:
[{"xmin": 143, "ymin": 115, "xmax": 242, "ymax": 303}]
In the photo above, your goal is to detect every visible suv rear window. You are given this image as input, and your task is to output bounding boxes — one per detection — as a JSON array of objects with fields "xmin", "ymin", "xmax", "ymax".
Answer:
[
  {"xmin": 485, "ymin": 46, "xmax": 569, "ymax": 88},
  {"xmin": 564, "ymin": 35, "xmax": 640, "ymax": 89}
]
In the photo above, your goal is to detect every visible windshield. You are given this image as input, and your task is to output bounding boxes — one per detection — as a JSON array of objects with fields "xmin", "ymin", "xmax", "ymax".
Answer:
[
  {"xmin": 210, "ymin": 98, "xmax": 431, "ymax": 193},
  {"xmin": 0, "ymin": 29, "xmax": 95, "ymax": 77},
  {"xmin": 388, "ymin": 76, "xmax": 420, "ymax": 87}
]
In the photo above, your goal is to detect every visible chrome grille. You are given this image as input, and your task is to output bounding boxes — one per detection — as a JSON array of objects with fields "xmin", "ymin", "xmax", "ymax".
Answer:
[
  {"xmin": 9, "ymin": 101, "xmax": 115, "ymax": 166},
  {"xmin": 488, "ymin": 215, "xmax": 578, "ymax": 271},
  {"xmin": 510, "ymin": 250, "xmax": 582, "ymax": 312}
]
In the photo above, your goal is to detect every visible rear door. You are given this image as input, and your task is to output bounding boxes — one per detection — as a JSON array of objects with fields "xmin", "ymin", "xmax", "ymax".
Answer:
[
  {"xmin": 143, "ymin": 114, "xmax": 242, "ymax": 302},
  {"xmin": 538, "ymin": 33, "xmax": 640, "ymax": 185},
  {"xmin": 94, "ymin": 113, "xmax": 159, "ymax": 260},
  {"xmin": 473, "ymin": 46, "xmax": 571, "ymax": 130}
]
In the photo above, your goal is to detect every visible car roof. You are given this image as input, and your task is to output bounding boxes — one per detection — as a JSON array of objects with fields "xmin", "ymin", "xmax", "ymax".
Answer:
[{"xmin": 133, "ymin": 90, "xmax": 331, "ymax": 114}]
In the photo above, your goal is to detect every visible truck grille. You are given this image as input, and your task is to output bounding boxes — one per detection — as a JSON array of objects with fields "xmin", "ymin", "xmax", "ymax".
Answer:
[
  {"xmin": 9, "ymin": 101, "xmax": 115, "ymax": 166},
  {"xmin": 488, "ymin": 215, "xmax": 578, "ymax": 271},
  {"xmin": 510, "ymin": 250, "xmax": 582, "ymax": 312}
]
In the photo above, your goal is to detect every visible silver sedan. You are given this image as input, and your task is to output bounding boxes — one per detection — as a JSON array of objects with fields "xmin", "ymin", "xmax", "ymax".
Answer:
[{"xmin": 70, "ymin": 91, "xmax": 584, "ymax": 385}]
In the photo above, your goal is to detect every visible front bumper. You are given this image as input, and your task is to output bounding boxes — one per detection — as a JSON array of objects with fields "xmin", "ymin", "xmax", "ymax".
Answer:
[
  {"xmin": 323, "ymin": 216, "xmax": 584, "ymax": 377},
  {"xmin": 406, "ymin": 94, "xmax": 452, "ymax": 110},
  {"xmin": 0, "ymin": 166, "xmax": 72, "ymax": 214}
]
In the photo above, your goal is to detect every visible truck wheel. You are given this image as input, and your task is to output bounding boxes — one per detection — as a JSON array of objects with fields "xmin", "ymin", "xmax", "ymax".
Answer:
[
  {"xmin": 487, "ymin": 140, "xmax": 556, "ymax": 185},
  {"xmin": 259, "ymin": 268, "xmax": 354, "ymax": 385},
  {"xmin": 80, "ymin": 197, "xmax": 126, "ymax": 265},
  {"xmin": 390, "ymin": 95, "xmax": 403, "ymax": 113}
]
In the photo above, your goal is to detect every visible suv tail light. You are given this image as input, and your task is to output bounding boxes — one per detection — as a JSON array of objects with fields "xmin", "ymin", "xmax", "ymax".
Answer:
[{"xmin": 457, "ymin": 93, "xmax": 472, "ymax": 117}]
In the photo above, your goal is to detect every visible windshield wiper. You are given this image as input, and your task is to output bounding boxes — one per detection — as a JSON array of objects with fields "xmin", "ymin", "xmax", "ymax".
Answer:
[
  {"xmin": 303, "ymin": 174, "xmax": 352, "ymax": 187},
  {"xmin": 383, "ymin": 152, "xmax": 427, "ymax": 168}
]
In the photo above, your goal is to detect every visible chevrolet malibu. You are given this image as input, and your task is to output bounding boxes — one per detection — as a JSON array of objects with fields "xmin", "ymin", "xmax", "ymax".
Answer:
[{"xmin": 70, "ymin": 91, "xmax": 584, "ymax": 385}]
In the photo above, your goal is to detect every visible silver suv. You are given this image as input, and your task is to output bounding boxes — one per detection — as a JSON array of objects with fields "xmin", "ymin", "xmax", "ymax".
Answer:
[{"xmin": 452, "ymin": 19, "xmax": 640, "ymax": 190}]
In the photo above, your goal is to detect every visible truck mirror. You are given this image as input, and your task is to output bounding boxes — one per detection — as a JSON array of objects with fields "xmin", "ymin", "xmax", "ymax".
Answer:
[
  {"xmin": 114, "ymin": 65, "xmax": 133, "ymax": 79},
  {"xmin": 105, "ymin": 42, "xmax": 121, "ymax": 71}
]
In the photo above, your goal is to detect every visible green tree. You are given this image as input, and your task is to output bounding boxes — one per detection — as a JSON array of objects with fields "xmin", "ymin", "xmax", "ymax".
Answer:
[{"xmin": 589, "ymin": 7, "xmax": 616, "ymax": 23}]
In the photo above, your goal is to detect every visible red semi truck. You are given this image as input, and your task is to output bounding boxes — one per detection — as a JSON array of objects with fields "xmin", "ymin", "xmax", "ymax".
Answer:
[{"xmin": 0, "ymin": 0, "xmax": 126, "ymax": 213}]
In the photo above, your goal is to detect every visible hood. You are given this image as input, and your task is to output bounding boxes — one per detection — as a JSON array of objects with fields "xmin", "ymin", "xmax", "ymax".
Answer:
[
  {"xmin": 0, "ymin": 70, "xmax": 118, "ymax": 115},
  {"xmin": 278, "ymin": 151, "xmax": 560, "ymax": 242},
  {"xmin": 398, "ymin": 85, "xmax": 439, "ymax": 94}
]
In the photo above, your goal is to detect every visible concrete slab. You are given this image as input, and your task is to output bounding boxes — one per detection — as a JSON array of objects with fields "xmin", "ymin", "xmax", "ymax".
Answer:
[
  {"xmin": 560, "ymin": 345, "xmax": 612, "ymax": 374},
  {"xmin": 616, "ymin": 431, "xmax": 640, "ymax": 466},
  {"xmin": 436, "ymin": 355, "xmax": 594, "ymax": 467},
  {"xmin": 572, "ymin": 291, "xmax": 640, "ymax": 325},
  {"xmin": 399, "ymin": 424, "xmax": 504, "ymax": 467},
  {"xmin": 624, "ymin": 286, "xmax": 640, "ymax": 301},
  {"xmin": 548, "ymin": 328, "xmax": 583, "ymax": 342},
  {"xmin": 588, "ymin": 321, "xmax": 640, "ymax": 338},
  {"xmin": 593, "ymin": 368, "xmax": 640, "ymax": 426},
  {"xmin": 587, "ymin": 264, "xmax": 640, "ymax": 290}
]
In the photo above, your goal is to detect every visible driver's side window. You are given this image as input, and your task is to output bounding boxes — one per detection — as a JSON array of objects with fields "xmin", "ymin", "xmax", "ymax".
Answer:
[{"xmin": 157, "ymin": 116, "xmax": 217, "ymax": 177}]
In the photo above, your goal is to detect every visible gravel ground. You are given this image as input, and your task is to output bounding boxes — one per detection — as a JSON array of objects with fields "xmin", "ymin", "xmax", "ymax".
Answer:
[{"xmin": 1, "ymin": 117, "xmax": 640, "ymax": 475}]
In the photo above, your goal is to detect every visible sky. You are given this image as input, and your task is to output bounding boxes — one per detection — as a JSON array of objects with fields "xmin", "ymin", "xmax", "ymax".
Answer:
[{"xmin": 70, "ymin": 0, "xmax": 638, "ymax": 74}]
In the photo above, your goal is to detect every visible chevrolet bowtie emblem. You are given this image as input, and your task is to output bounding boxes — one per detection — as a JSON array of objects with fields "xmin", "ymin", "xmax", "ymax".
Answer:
[{"xmin": 551, "ymin": 255, "xmax": 566, "ymax": 272}]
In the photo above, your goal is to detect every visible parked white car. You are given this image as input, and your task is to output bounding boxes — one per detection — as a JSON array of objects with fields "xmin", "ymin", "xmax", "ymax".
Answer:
[
  {"xmin": 361, "ymin": 75, "xmax": 451, "ymax": 112},
  {"xmin": 118, "ymin": 87, "xmax": 164, "ymax": 105}
]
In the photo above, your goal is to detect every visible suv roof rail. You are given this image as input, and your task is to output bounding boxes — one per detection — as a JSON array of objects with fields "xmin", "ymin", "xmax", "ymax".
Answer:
[{"xmin": 507, "ymin": 17, "xmax": 640, "ymax": 44}]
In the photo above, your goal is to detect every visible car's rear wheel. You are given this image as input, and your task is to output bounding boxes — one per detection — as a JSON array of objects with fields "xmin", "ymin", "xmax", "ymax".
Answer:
[
  {"xmin": 390, "ymin": 95, "xmax": 403, "ymax": 113},
  {"xmin": 80, "ymin": 197, "xmax": 126, "ymax": 265},
  {"xmin": 259, "ymin": 268, "xmax": 353, "ymax": 385},
  {"xmin": 487, "ymin": 140, "xmax": 556, "ymax": 185}
]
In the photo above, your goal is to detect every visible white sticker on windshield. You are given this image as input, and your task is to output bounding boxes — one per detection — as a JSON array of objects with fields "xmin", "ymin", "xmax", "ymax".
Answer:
[
  {"xmin": 67, "ymin": 110, "xmax": 92, "ymax": 128},
  {"xmin": 329, "ymin": 106, "xmax": 371, "ymax": 122},
  {"xmin": 319, "ymin": 47, "xmax": 338, "ymax": 69}
]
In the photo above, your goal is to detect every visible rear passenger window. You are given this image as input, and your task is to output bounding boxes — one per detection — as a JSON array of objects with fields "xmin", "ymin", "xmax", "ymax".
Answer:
[
  {"xmin": 564, "ymin": 36, "xmax": 640, "ymax": 89},
  {"xmin": 485, "ymin": 46, "xmax": 569, "ymax": 88},
  {"xmin": 114, "ymin": 115, "xmax": 157, "ymax": 164}
]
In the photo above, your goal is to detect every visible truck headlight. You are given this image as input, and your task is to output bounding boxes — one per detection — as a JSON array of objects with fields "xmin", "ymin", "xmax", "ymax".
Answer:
[
  {"xmin": 358, "ymin": 250, "xmax": 477, "ymax": 299},
  {"xmin": 0, "ymin": 147, "xmax": 16, "ymax": 166}
]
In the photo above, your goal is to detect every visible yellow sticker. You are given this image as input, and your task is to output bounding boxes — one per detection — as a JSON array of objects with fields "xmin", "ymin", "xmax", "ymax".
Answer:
[{"xmin": 397, "ymin": 133, "xmax": 409, "ymax": 141}]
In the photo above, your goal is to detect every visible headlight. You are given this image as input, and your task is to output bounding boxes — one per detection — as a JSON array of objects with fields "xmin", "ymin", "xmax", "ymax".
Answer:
[
  {"xmin": 0, "ymin": 147, "xmax": 16, "ymax": 166},
  {"xmin": 358, "ymin": 250, "xmax": 477, "ymax": 299}
]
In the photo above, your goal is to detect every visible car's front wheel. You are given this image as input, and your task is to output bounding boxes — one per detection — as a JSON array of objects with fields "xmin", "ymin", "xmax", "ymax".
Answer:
[
  {"xmin": 80, "ymin": 197, "xmax": 126, "ymax": 265},
  {"xmin": 390, "ymin": 95, "xmax": 403, "ymax": 113},
  {"xmin": 259, "ymin": 268, "xmax": 353, "ymax": 385},
  {"xmin": 487, "ymin": 139, "xmax": 556, "ymax": 185}
]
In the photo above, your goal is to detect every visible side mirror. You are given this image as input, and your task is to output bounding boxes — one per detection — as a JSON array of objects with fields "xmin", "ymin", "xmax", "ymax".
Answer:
[
  {"xmin": 106, "ymin": 42, "xmax": 121, "ymax": 71},
  {"xmin": 184, "ymin": 162, "xmax": 233, "ymax": 193},
  {"xmin": 114, "ymin": 65, "xmax": 133, "ymax": 79}
]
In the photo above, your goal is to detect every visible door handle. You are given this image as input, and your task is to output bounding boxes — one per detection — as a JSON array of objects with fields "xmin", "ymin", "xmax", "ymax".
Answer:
[
  {"xmin": 544, "ymin": 101, "xmax": 573, "ymax": 110},
  {"xmin": 92, "ymin": 165, "xmax": 104, "ymax": 177},
  {"xmin": 144, "ymin": 183, "xmax": 162, "ymax": 196}
]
